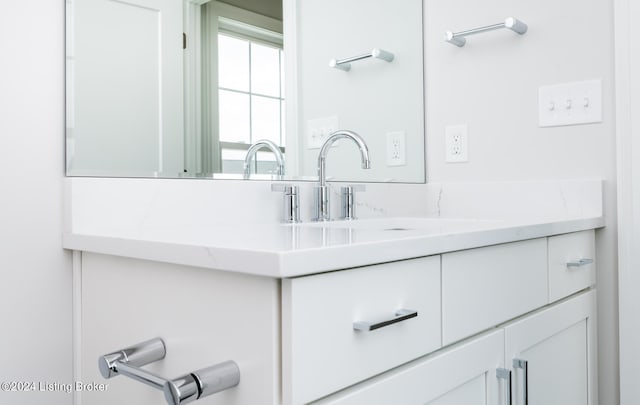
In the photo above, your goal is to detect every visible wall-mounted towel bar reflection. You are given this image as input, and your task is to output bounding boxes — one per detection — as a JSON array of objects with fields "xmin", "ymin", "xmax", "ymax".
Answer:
[
  {"xmin": 445, "ymin": 17, "xmax": 528, "ymax": 47},
  {"xmin": 98, "ymin": 338, "xmax": 240, "ymax": 405},
  {"xmin": 329, "ymin": 48, "xmax": 394, "ymax": 72}
]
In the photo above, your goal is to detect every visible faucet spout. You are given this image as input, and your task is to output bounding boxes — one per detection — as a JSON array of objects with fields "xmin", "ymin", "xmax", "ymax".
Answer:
[
  {"xmin": 318, "ymin": 130, "xmax": 370, "ymax": 188},
  {"xmin": 315, "ymin": 130, "xmax": 370, "ymax": 221},
  {"xmin": 243, "ymin": 140, "xmax": 285, "ymax": 179}
]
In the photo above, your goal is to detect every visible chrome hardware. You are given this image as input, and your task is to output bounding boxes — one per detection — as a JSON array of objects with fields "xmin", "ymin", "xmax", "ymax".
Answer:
[
  {"xmin": 513, "ymin": 358, "xmax": 528, "ymax": 405},
  {"xmin": 99, "ymin": 338, "xmax": 240, "ymax": 405},
  {"xmin": 445, "ymin": 17, "xmax": 528, "ymax": 47},
  {"xmin": 353, "ymin": 309, "xmax": 418, "ymax": 332},
  {"xmin": 271, "ymin": 184, "xmax": 300, "ymax": 223},
  {"xmin": 566, "ymin": 258, "xmax": 594, "ymax": 267},
  {"xmin": 496, "ymin": 368, "xmax": 512, "ymax": 405},
  {"xmin": 243, "ymin": 139, "xmax": 285, "ymax": 179},
  {"xmin": 329, "ymin": 48, "xmax": 394, "ymax": 72},
  {"xmin": 315, "ymin": 130, "xmax": 370, "ymax": 222},
  {"xmin": 340, "ymin": 185, "xmax": 366, "ymax": 220}
]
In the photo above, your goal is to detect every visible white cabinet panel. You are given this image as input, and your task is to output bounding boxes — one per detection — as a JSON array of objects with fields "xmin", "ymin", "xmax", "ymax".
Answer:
[
  {"xmin": 442, "ymin": 238, "xmax": 548, "ymax": 345},
  {"xmin": 313, "ymin": 330, "xmax": 504, "ymax": 405},
  {"xmin": 548, "ymin": 230, "xmax": 596, "ymax": 302},
  {"xmin": 283, "ymin": 256, "xmax": 441, "ymax": 405},
  {"xmin": 505, "ymin": 290, "xmax": 597, "ymax": 405},
  {"xmin": 79, "ymin": 253, "xmax": 280, "ymax": 405},
  {"xmin": 428, "ymin": 374, "xmax": 486, "ymax": 405}
]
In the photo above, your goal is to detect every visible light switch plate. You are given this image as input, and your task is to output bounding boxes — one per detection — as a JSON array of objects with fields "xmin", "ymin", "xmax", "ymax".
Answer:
[
  {"xmin": 307, "ymin": 116, "xmax": 338, "ymax": 149},
  {"xmin": 538, "ymin": 79, "xmax": 602, "ymax": 127}
]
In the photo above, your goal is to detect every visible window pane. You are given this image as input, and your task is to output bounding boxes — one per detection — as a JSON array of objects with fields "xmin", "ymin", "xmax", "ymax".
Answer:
[
  {"xmin": 219, "ymin": 90, "xmax": 250, "ymax": 143},
  {"xmin": 218, "ymin": 34, "xmax": 249, "ymax": 91},
  {"xmin": 251, "ymin": 42, "xmax": 280, "ymax": 97},
  {"xmin": 221, "ymin": 149, "xmax": 247, "ymax": 161},
  {"xmin": 251, "ymin": 95, "xmax": 281, "ymax": 145},
  {"xmin": 256, "ymin": 150, "xmax": 277, "ymax": 161}
]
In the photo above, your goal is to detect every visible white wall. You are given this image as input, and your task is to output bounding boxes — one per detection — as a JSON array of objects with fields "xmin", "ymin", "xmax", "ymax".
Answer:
[
  {"xmin": 0, "ymin": 2, "xmax": 72, "ymax": 405},
  {"xmin": 424, "ymin": 0, "xmax": 618, "ymax": 403}
]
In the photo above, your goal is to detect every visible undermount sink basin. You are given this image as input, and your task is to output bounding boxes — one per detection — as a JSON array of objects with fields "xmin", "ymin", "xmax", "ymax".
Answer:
[{"xmin": 297, "ymin": 217, "xmax": 503, "ymax": 232}]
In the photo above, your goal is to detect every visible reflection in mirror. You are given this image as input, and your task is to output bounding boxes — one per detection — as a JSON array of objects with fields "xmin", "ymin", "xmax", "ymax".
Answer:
[{"xmin": 66, "ymin": 0, "xmax": 424, "ymax": 183}]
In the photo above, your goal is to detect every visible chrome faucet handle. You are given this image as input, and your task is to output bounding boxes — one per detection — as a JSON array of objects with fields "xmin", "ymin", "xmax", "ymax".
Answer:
[
  {"xmin": 340, "ymin": 184, "xmax": 366, "ymax": 220},
  {"xmin": 271, "ymin": 184, "xmax": 300, "ymax": 223},
  {"xmin": 313, "ymin": 184, "xmax": 331, "ymax": 222}
]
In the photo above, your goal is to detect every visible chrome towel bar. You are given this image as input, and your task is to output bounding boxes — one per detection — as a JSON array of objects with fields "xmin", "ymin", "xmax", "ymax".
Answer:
[
  {"xmin": 98, "ymin": 338, "xmax": 240, "ymax": 405},
  {"xmin": 330, "ymin": 48, "xmax": 394, "ymax": 72},
  {"xmin": 445, "ymin": 17, "xmax": 528, "ymax": 47}
]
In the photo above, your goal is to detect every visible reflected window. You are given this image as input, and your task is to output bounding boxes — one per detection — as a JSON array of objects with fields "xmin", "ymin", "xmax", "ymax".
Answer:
[{"xmin": 217, "ymin": 29, "xmax": 285, "ymax": 174}]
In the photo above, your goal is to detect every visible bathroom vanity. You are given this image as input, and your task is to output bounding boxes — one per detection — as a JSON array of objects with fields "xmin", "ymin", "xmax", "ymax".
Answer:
[{"xmin": 63, "ymin": 179, "xmax": 602, "ymax": 405}]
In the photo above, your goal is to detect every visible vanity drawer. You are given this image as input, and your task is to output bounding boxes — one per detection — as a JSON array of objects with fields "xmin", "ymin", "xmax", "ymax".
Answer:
[
  {"xmin": 282, "ymin": 256, "xmax": 441, "ymax": 405},
  {"xmin": 441, "ymin": 238, "xmax": 548, "ymax": 345},
  {"xmin": 548, "ymin": 230, "xmax": 596, "ymax": 302}
]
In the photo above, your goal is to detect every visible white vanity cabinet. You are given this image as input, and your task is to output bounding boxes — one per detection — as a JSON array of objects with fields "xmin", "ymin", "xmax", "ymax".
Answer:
[
  {"xmin": 315, "ymin": 289, "xmax": 596, "ymax": 405},
  {"xmin": 74, "ymin": 230, "xmax": 597, "ymax": 405}
]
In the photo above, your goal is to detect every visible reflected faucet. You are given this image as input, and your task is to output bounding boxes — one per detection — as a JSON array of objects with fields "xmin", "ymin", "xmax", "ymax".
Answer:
[
  {"xmin": 243, "ymin": 139, "xmax": 285, "ymax": 179},
  {"xmin": 314, "ymin": 130, "xmax": 370, "ymax": 221}
]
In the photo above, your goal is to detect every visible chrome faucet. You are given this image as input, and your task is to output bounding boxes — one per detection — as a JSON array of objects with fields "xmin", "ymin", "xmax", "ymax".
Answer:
[
  {"xmin": 243, "ymin": 139, "xmax": 285, "ymax": 179},
  {"xmin": 314, "ymin": 130, "xmax": 370, "ymax": 221}
]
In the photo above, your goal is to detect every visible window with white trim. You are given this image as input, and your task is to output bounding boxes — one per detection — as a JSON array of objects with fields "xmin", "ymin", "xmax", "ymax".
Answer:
[{"xmin": 217, "ymin": 21, "xmax": 285, "ymax": 174}]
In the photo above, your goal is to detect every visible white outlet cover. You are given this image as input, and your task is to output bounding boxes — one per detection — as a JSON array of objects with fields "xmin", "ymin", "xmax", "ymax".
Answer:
[
  {"xmin": 445, "ymin": 124, "xmax": 468, "ymax": 163},
  {"xmin": 307, "ymin": 116, "xmax": 339, "ymax": 149},
  {"xmin": 386, "ymin": 131, "xmax": 406, "ymax": 166},
  {"xmin": 538, "ymin": 79, "xmax": 602, "ymax": 127}
]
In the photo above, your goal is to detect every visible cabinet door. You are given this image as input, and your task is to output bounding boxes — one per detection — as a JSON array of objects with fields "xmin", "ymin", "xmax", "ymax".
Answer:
[
  {"xmin": 313, "ymin": 330, "xmax": 506, "ymax": 405},
  {"xmin": 505, "ymin": 290, "xmax": 597, "ymax": 405}
]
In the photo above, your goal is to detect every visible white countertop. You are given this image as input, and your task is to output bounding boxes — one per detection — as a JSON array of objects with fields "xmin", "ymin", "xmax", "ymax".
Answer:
[{"xmin": 62, "ymin": 216, "xmax": 604, "ymax": 278}]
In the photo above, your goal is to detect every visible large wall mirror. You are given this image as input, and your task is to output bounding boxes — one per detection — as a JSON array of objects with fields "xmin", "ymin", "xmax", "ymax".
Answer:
[{"xmin": 66, "ymin": 0, "xmax": 425, "ymax": 183}]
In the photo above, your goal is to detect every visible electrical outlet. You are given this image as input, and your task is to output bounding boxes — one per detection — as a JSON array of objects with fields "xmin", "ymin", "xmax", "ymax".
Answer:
[
  {"xmin": 386, "ymin": 131, "xmax": 406, "ymax": 166},
  {"xmin": 307, "ymin": 116, "xmax": 339, "ymax": 149},
  {"xmin": 445, "ymin": 125, "xmax": 468, "ymax": 163}
]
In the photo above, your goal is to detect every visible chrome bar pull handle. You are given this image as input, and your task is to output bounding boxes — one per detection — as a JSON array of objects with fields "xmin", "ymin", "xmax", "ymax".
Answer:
[
  {"xmin": 566, "ymin": 258, "xmax": 594, "ymax": 267},
  {"xmin": 513, "ymin": 358, "xmax": 529, "ymax": 405},
  {"xmin": 99, "ymin": 338, "xmax": 240, "ymax": 405},
  {"xmin": 496, "ymin": 368, "xmax": 512, "ymax": 405},
  {"xmin": 353, "ymin": 309, "xmax": 418, "ymax": 332}
]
